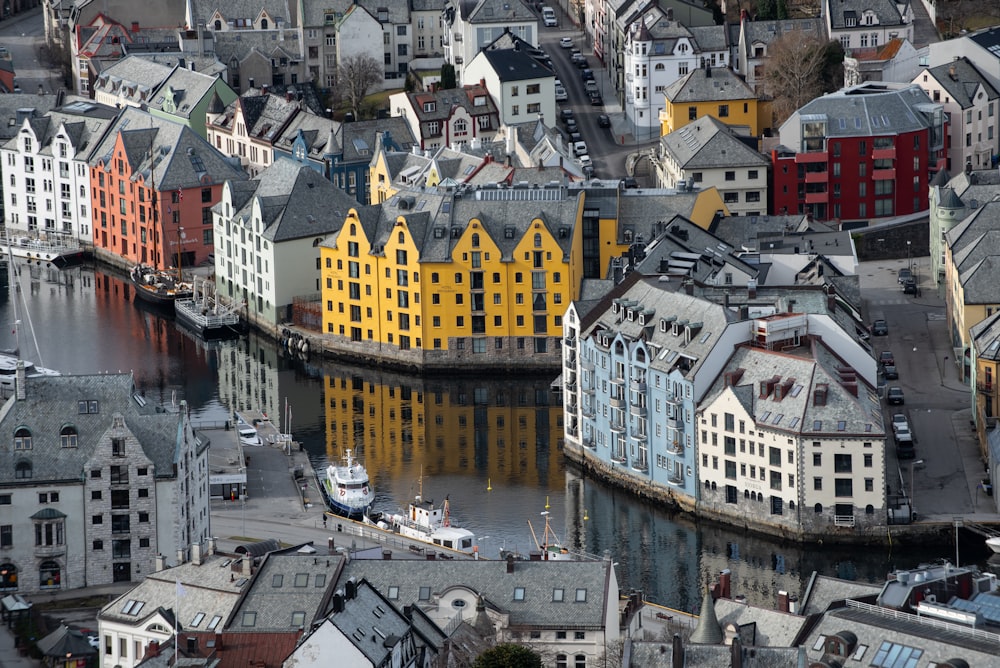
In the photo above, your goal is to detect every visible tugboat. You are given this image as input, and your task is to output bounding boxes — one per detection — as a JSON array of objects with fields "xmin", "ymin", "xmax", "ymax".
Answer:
[
  {"xmin": 319, "ymin": 449, "xmax": 374, "ymax": 519},
  {"xmin": 365, "ymin": 474, "xmax": 476, "ymax": 554}
]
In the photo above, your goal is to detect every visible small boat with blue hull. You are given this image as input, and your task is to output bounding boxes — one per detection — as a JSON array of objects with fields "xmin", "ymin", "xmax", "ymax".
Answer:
[{"xmin": 319, "ymin": 449, "xmax": 374, "ymax": 519}]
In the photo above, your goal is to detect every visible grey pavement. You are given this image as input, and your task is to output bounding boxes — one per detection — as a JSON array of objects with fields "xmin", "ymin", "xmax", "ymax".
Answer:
[{"xmin": 909, "ymin": 0, "xmax": 941, "ymax": 49}]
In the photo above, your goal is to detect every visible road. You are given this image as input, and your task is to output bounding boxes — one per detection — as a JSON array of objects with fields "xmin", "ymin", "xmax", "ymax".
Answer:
[{"xmin": 0, "ymin": 7, "xmax": 64, "ymax": 96}]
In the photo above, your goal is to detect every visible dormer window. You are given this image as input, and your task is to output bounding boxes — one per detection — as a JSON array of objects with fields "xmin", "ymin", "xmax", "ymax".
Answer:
[
  {"xmin": 423, "ymin": 101, "xmax": 436, "ymax": 112},
  {"xmin": 14, "ymin": 428, "xmax": 32, "ymax": 451}
]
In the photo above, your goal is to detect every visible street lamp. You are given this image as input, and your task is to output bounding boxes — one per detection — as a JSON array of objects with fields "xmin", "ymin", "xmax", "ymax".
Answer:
[
  {"xmin": 910, "ymin": 459, "xmax": 925, "ymax": 516},
  {"xmin": 906, "ymin": 240, "xmax": 912, "ymax": 273}
]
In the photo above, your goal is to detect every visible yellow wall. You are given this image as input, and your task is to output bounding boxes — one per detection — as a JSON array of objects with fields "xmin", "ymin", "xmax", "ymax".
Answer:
[
  {"xmin": 661, "ymin": 97, "xmax": 762, "ymax": 137},
  {"xmin": 370, "ymin": 151, "xmax": 398, "ymax": 204},
  {"xmin": 689, "ymin": 188, "xmax": 729, "ymax": 228}
]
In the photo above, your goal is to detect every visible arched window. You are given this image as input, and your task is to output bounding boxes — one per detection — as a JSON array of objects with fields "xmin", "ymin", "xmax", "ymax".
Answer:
[
  {"xmin": 398, "ymin": 231, "xmax": 404, "ymax": 244},
  {"xmin": 575, "ymin": 654, "xmax": 586, "ymax": 668},
  {"xmin": 635, "ymin": 348, "xmax": 645, "ymax": 363},
  {"xmin": 14, "ymin": 461, "xmax": 31, "ymax": 479},
  {"xmin": 814, "ymin": 503, "xmax": 823, "ymax": 513},
  {"xmin": 534, "ymin": 233, "xmax": 542, "ymax": 247},
  {"xmin": 865, "ymin": 504, "xmax": 874, "ymax": 514},
  {"xmin": 471, "ymin": 233, "xmax": 479, "ymax": 248},
  {"xmin": 260, "ymin": 18, "xmax": 268, "ymax": 29},
  {"xmin": 214, "ymin": 19, "xmax": 222, "ymax": 30},
  {"xmin": 710, "ymin": 481, "xmax": 717, "ymax": 490},
  {"xmin": 0, "ymin": 563, "xmax": 17, "ymax": 591},
  {"xmin": 704, "ymin": 480, "xmax": 710, "ymax": 489},
  {"xmin": 60, "ymin": 425, "xmax": 78, "ymax": 448},
  {"xmin": 39, "ymin": 560, "xmax": 61, "ymax": 589},
  {"xmin": 744, "ymin": 490, "xmax": 749, "ymax": 498},
  {"xmin": 789, "ymin": 500, "xmax": 795, "ymax": 510},
  {"xmin": 350, "ymin": 223, "xmax": 356, "ymax": 235},
  {"xmin": 14, "ymin": 427, "xmax": 32, "ymax": 450},
  {"xmin": 655, "ymin": 63, "xmax": 665, "ymax": 71}
]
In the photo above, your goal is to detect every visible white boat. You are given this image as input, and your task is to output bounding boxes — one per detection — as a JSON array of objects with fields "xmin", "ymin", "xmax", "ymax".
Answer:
[
  {"xmin": 0, "ymin": 233, "xmax": 89, "ymax": 267},
  {"xmin": 319, "ymin": 449, "xmax": 374, "ymax": 519},
  {"xmin": 987, "ymin": 536, "xmax": 1000, "ymax": 554},
  {"xmin": 237, "ymin": 423, "xmax": 262, "ymax": 446},
  {"xmin": 366, "ymin": 477, "xmax": 476, "ymax": 554}
]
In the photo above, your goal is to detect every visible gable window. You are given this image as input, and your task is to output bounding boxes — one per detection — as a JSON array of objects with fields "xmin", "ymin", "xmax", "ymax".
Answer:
[{"xmin": 13, "ymin": 428, "xmax": 32, "ymax": 450}]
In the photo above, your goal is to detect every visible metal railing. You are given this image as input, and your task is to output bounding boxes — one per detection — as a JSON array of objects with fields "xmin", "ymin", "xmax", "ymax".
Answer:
[{"xmin": 846, "ymin": 600, "xmax": 1000, "ymax": 642}]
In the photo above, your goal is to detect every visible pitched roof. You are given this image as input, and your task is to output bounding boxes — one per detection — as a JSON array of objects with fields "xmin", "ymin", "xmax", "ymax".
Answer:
[
  {"xmin": 782, "ymin": 83, "xmax": 937, "ymax": 138},
  {"xmin": 925, "ymin": 56, "xmax": 1000, "ymax": 109},
  {"xmin": 825, "ymin": 0, "xmax": 908, "ymax": 30},
  {"xmin": 660, "ymin": 116, "xmax": 768, "ymax": 169},
  {"xmin": 478, "ymin": 49, "xmax": 555, "ymax": 82},
  {"xmin": 664, "ymin": 66, "xmax": 755, "ymax": 103},
  {"xmin": 146, "ymin": 65, "xmax": 228, "ymax": 120}
]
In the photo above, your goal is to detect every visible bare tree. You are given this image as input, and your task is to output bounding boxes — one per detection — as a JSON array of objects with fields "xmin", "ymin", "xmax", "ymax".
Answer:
[
  {"xmin": 338, "ymin": 55, "xmax": 384, "ymax": 119},
  {"xmin": 760, "ymin": 31, "xmax": 830, "ymax": 128}
]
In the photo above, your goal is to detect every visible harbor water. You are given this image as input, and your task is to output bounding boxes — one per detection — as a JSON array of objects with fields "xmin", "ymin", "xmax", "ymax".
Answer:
[{"xmin": 5, "ymin": 260, "xmax": 995, "ymax": 613}]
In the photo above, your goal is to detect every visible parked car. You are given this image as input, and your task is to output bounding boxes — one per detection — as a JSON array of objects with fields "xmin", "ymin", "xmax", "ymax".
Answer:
[
  {"xmin": 542, "ymin": 6, "xmax": 557, "ymax": 26},
  {"xmin": 898, "ymin": 267, "xmax": 913, "ymax": 284},
  {"xmin": 555, "ymin": 85, "xmax": 568, "ymax": 101},
  {"xmin": 585, "ymin": 80, "xmax": 599, "ymax": 94},
  {"xmin": 589, "ymin": 91, "xmax": 603, "ymax": 106},
  {"xmin": 902, "ymin": 278, "xmax": 917, "ymax": 295},
  {"xmin": 887, "ymin": 386, "xmax": 905, "ymax": 405},
  {"xmin": 872, "ymin": 319, "xmax": 888, "ymax": 336},
  {"xmin": 560, "ymin": 37, "xmax": 574, "ymax": 48},
  {"xmin": 578, "ymin": 154, "xmax": 593, "ymax": 169},
  {"xmin": 879, "ymin": 351, "xmax": 894, "ymax": 366},
  {"xmin": 891, "ymin": 413, "xmax": 909, "ymax": 433},
  {"xmin": 597, "ymin": 113, "xmax": 611, "ymax": 128},
  {"xmin": 565, "ymin": 117, "xmax": 578, "ymax": 133},
  {"xmin": 560, "ymin": 108, "xmax": 574, "ymax": 121},
  {"xmin": 895, "ymin": 423, "xmax": 913, "ymax": 443},
  {"xmin": 568, "ymin": 130, "xmax": 583, "ymax": 143},
  {"xmin": 573, "ymin": 141, "xmax": 588, "ymax": 156},
  {"xmin": 883, "ymin": 364, "xmax": 899, "ymax": 380},
  {"xmin": 896, "ymin": 441, "xmax": 916, "ymax": 459},
  {"xmin": 581, "ymin": 68, "xmax": 595, "ymax": 80},
  {"xmin": 622, "ymin": 177, "xmax": 638, "ymax": 189}
]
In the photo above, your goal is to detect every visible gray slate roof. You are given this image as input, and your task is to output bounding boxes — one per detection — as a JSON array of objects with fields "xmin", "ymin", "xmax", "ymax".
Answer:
[
  {"xmin": 88, "ymin": 106, "xmax": 247, "ymax": 192},
  {"xmin": 664, "ymin": 66, "xmax": 755, "ymax": 103},
  {"xmin": 93, "ymin": 55, "xmax": 174, "ymax": 106},
  {"xmin": 225, "ymin": 159, "xmax": 357, "ymax": 242},
  {"xmin": 0, "ymin": 96, "xmax": 59, "ymax": 141},
  {"xmin": 0, "ymin": 373, "xmax": 184, "ymax": 485},
  {"xmin": 460, "ymin": 0, "xmax": 534, "ymax": 23},
  {"xmin": 146, "ymin": 65, "xmax": 227, "ymax": 120},
  {"xmin": 660, "ymin": 116, "xmax": 768, "ymax": 169},
  {"xmin": 633, "ymin": 214, "xmax": 760, "ymax": 282},
  {"xmin": 188, "ymin": 0, "xmax": 294, "ymax": 27},
  {"xmin": 478, "ymin": 49, "xmax": 555, "ymax": 82},
  {"xmin": 970, "ymin": 308, "xmax": 1000, "ymax": 360},
  {"xmin": 338, "ymin": 118, "xmax": 415, "ymax": 164},
  {"xmin": 1, "ymin": 101, "xmax": 119, "ymax": 157},
  {"xmin": 925, "ymin": 56, "xmax": 1000, "ymax": 110},
  {"xmin": 785, "ymin": 82, "xmax": 936, "ymax": 138},
  {"xmin": 339, "ymin": 558, "xmax": 614, "ymax": 628},
  {"xmin": 826, "ymin": 0, "xmax": 908, "ymax": 30}
]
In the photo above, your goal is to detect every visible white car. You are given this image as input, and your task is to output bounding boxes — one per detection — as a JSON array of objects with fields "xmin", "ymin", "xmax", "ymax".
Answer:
[
  {"xmin": 555, "ymin": 85, "xmax": 568, "ymax": 102},
  {"xmin": 578, "ymin": 154, "xmax": 592, "ymax": 169},
  {"xmin": 891, "ymin": 413, "xmax": 909, "ymax": 433},
  {"xmin": 560, "ymin": 37, "xmax": 573, "ymax": 48},
  {"xmin": 573, "ymin": 141, "xmax": 588, "ymax": 156}
]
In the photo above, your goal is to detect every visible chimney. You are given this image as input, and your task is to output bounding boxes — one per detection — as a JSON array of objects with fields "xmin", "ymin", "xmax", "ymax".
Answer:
[
  {"xmin": 949, "ymin": 65, "xmax": 957, "ymax": 80},
  {"xmin": 147, "ymin": 640, "xmax": 160, "ymax": 658},
  {"xmin": 684, "ymin": 280, "xmax": 694, "ymax": 296},
  {"xmin": 788, "ymin": 595, "xmax": 799, "ymax": 614},
  {"xmin": 154, "ymin": 554, "xmax": 166, "ymax": 572},
  {"xmin": 286, "ymin": 89, "xmax": 294, "ymax": 102},
  {"xmin": 719, "ymin": 569, "xmax": 731, "ymax": 599},
  {"xmin": 248, "ymin": 77, "xmax": 255, "ymax": 89},
  {"xmin": 731, "ymin": 636, "xmax": 743, "ymax": 668},
  {"xmin": 506, "ymin": 554, "xmax": 515, "ymax": 573},
  {"xmin": 207, "ymin": 537, "xmax": 217, "ymax": 555},
  {"xmin": 826, "ymin": 284, "xmax": 836, "ymax": 311},
  {"xmin": 15, "ymin": 361, "xmax": 25, "ymax": 400},
  {"xmin": 177, "ymin": 548, "xmax": 186, "ymax": 565},
  {"xmin": 214, "ymin": 632, "xmax": 223, "ymax": 652},
  {"xmin": 131, "ymin": 21, "xmax": 139, "ymax": 33},
  {"xmin": 345, "ymin": 578, "xmax": 357, "ymax": 600},
  {"xmin": 747, "ymin": 279, "xmax": 757, "ymax": 299},
  {"xmin": 672, "ymin": 634, "xmax": 684, "ymax": 667},
  {"xmin": 191, "ymin": 542, "xmax": 202, "ymax": 566},
  {"xmin": 382, "ymin": 549, "xmax": 392, "ymax": 560},
  {"xmin": 262, "ymin": 84, "xmax": 269, "ymax": 95},
  {"xmin": 778, "ymin": 590, "xmax": 789, "ymax": 613},
  {"xmin": 332, "ymin": 591, "xmax": 345, "ymax": 613},
  {"xmin": 705, "ymin": 61, "xmax": 712, "ymax": 77},
  {"xmin": 966, "ymin": 161, "xmax": 973, "ymax": 175},
  {"xmin": 241, "ymin": 557, "xmax": 252, "ymax": 576}
]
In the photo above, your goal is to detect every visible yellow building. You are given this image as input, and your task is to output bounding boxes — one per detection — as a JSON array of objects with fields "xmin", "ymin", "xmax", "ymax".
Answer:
[
  {"xmin": 369, "ymin": 137, "xmax": 488, "ymax": 204},
  {"xmin": 659, "ymin": 67, "xmax": 761, "ymax": 137}
]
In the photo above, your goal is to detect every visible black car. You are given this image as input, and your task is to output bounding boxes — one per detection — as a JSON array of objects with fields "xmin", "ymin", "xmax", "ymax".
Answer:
[
  {"xmin": 879, "ymin": 351, "xmax": 894, "ymax": 366},
  {"xmin": 872, "ymin": 319, "xmax": 888, "ymax": 336},
  {"xmin": 565, "ymin": 118, "xmax": 578, "ymax": 132},
  {"xmin": 560, "ymin": 108, "xmax": 575, "ymax": 123},
  {"xmin": 589, "ymin": 92, "xmax": 603, "ymax": 106},
  {"xmin": 898, "ymin": 267, "xmax": 913, "ymax": 284},
  {"xmin": 597, "ymin": 114, "xmax": 611, "ymax": 128},
  {"xmin": 622, "ymin": 177, "xmax": 638, "ymax": 189},
  {"xmin": 887, "ymin": 387, "xmax": 905, "ymax": 405},
  {"xmin": 581, "ymin": 68, "xmax": 595, "ymax": 80},
  {"xmin": 568, "ymin": 130, "xmax": 583, "ymax": 143},
  {"xmin": 883, "ymin": 364, "xmax": 899, "ymax": 380},
  {"xmin": 902, "ymin": 278, "xmax": 917, "ymax": 295}
]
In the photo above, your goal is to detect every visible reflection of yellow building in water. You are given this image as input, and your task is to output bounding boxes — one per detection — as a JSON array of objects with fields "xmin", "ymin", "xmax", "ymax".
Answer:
[
  {"xmin": 318, "ymin": 178, "xmax": 728, "ymax": 369},
  {"xmin": 322, "ymin": 368, "xmax": 564, "ymax": 487}
]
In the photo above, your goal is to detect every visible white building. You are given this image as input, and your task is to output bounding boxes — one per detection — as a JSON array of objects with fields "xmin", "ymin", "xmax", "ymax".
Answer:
[
  {"xmin": 464, "ymin": 48, "xmax": 556, "ymax": 127},
  {"xmin": 0, "ymin": 100, "xmax": 118, "ymax": 243},
  {"xmin": 824, "ymin": 0, "xmax": 913, "ymax": 52},
  {"xmin": 913, "ymin": 57, "xmax": 1000, "ymax": 173},
  {"xmin": 206, "ymin": 91, "xmax": 305, "ymax": 178},
  {"xmin": 622, "ymin": 8, "xmax": 728, "ymax": 137},
  {"xmin": 442, "ymin": 0, "xmax": 539, "ymax": 82},
  {"xmin": 212, "ymin": 160, "xmax": 358, "ymax": 330},
  {"xmin": 697, "ymin": 324, "xmax": 886, "ymax": 536},
  {"xmin": 389, "ymin": 83, "xmax": 500, "ymax": 150},
  {"xmin": 0, "ymin": 372, "xmax": 209, "ymax": 598},
  {"xmin": 654, "ymin": 116, "xmax": 768, "ymax": 216}
]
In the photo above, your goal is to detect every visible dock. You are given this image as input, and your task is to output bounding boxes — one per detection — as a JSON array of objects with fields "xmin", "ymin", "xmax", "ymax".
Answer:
[
  {"xmin": 0, "ymin": 233, "xmax": 89, "ymax": 267},
  {"xmin": 234, "ymin": 409, "xmax": 294, "ymax": 453}
]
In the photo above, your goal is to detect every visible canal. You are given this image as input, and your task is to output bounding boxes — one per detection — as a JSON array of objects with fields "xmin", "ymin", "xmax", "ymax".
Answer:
[{"xmin": 5, "ymin": 260, "xmax": 993, "ymax": 613}]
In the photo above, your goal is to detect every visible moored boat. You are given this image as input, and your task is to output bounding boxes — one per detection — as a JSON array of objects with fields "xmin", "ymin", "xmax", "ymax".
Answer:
[
  {"xmin": 175, "ymin": 279, "xmax": 242, "ymax": 338},
  {"xmin": 365, "ymin": 478, "xmax": 476, "ymax": 554},
  {"xmin": 319, "ymin": 449, "xmax": 374, "ymax": 519},
  {"xmin": 130, "ymin": 264, "xmax": 193, "ymax": 308}
]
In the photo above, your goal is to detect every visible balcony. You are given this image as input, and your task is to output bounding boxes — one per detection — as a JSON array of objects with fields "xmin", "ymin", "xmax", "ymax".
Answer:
[
  {"xmin": 668, "ymin": 440, "xmax": 683, "ymax": 454},
  {"xmin": 610, "ymin": 453, "xmax": 627, "ymax": 464},
  {"xmin": 34, "ymin": 544, "xmax": 65, "ymax": 558},
  {"xmin": 583, "ymin": 437, "xmax": 596, "ymax": 450},
  {"xmin": 631, "ymin": 459, "xmax": 649, "ymax": 473},
  {"xmin": 872, "ymin": 168, "xmax": 896, "ymax": 181},
  {"xmin": 610, "ymin": 422, "xmax": 625, "ymax": 433},
  {"xmin": 630, "ymin": 379, "xmax": 646, "ymax": 392},
  {"xmin": 872, "ymin": 146, "xmax": 896, "ymax": 160},
  {"xmin": 566, "ymin": 425, "xmax": 579, "ymax": 437},
  {"xmin": 833, "ymin": 515, "xmax": 856, "ymax": 528},
  {"xmin": 794, "ymin": 151, "xmax": 828, "ymax": 163},
  {"xmin": 630, "ymin": 404, "xmax": 647, "ymax": 417},
  {"xmin": 582, "ymin": 405, "xmax": 595, "ymax": 418},
  {"xmin": 667, "ymin": 472, "xmax": 684, "ymax": 486},
  {"xmin": 565, "ymin": 351, "xmax": 577, "ymax": 366},
  {"xmin": 564, "ymin": 336, "xmax": 576, "ymax": 348},
  {"xmin": 609, "ymin": 396, "xmax": 624, "ymax": 408},
  {"xmin": 978, "ymin": 382, "xmax": 994, "ymax": 395},
  {"xmin": 610, "ymin": 376, "xmax": 625, "ymax": 387},
  {"xmin": 582, "ymin": 358, "xmax": 595, "ymax": 371},
  {"xmin": 804, "ymin": 171, "xmax": 828, "ymax": 183},
  {"xmin": 565, "ymin": 380, "xmax": 577, "ymax": 393},
  {"xmin": 804, "ymin": 191, "xmax": 828, "ymax": 205},
  {"xmin": 666, "ymin": 415, "xmax": 683, "ymax": 430}
]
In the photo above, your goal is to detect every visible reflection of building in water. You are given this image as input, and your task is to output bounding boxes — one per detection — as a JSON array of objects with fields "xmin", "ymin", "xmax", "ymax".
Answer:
[
  {"xmin": 322, "ymin": 366, "xmax": 564, "ymax": 487},
  {"xmin": 215, "ymin": 333, "xmax": 285, "ymax": 423}
]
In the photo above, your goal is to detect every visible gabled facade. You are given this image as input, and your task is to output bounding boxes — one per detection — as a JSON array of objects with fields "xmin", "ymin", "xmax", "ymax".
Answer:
[
  {"xmin": 389, "ymin": 84, "xmax": 500, "ymax": 150},
  {"xmin": 771, "ymin": 83, "xmax": 946, "ymax": 224},
  {"xmin": 442, "ymin": 0, "xmax": 539, "ymax": 82},
  {"xmin": 206, "ymin": 91, "xmax": 304, "ymax": 178},
  {"xmin": 318, "ymin": 183, "xmax": 583, "ymax": 369},
  {"xmin": 145, "ymin": 64, "xmax": 238, "ymax": 139},
  {"xmin": 654, "ymin": 116, "xmax": 769, "ymax": 216},
  {"xmin": 698, "ymin": 340, "xmax": 886, "ymax": 536},
  {"xmin": 209, "ymin": 31, "xmax": 306, "ymax": 94},
  {"xmin": 331, "ymin": 119, "xmax": 416, "ymax": 203},
  {"xmin": 0, "ymin": 372, "xmax": 209, "ymax": 598},
  {"xmin": 0, "ymin": 100, "xmax": 118, "ymax": 243},
  {"xmin": 913, "ymin": 57, "xmax": 1000, "ymax": 173},
  {"xmin": 734, "ymin": 15, "xmax": 825, "ymax": 92},
  {"xmin": 212, "ymin": 160, "xmax": 357, "ymax": 330},
  {"xmin": 88, "ymin": 107, "xmax": 248, "ymax": 270},
  {"xmin": 463, "ymin": 48, "xmax": 556, "ymax": 127},
  {"xmin": 823, "ymin": 0, "xmax": 913, "ymax": 52},
  {"xmin": 971, "ymin": 310, "xmax": 1000, "ymax": 422},
  {"xmin": 622, "ymin": 8, "xmax": 728, "ymax": 136},
  {"xmin": 659, "ymin": 65, "xmax": 761, "ymax": 137},
  {"xmin": 91, "ymin": 56, "xmax": 175, "ymax": 109},
  {"xmin": 843, "ymin": 37, "xmax": 922, "ymax": 89}
]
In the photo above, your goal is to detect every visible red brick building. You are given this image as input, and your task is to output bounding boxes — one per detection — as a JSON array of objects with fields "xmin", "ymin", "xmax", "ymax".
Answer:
[
  {"xmin": 88, "ymin": 107, "xmax": 246, "ymax": 269},
  {"xmin": 771, "ymin": 83, "xmax": 948, "ymax": 225}
]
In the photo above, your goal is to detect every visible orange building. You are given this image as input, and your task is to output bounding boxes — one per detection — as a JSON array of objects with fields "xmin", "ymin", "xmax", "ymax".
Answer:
[{"xmin": 88, "ymin": 107, "xmax": 246, "ymax": 269}]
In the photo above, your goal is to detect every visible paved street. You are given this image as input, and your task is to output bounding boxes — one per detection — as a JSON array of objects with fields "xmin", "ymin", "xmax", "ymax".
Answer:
[
  {"xmin": 859, "ymin": 257, "xmax": 997, "ymax": 524},
  {"xmin": 0, "ymin": 7, "xmax": 65, "ymax": 96}
]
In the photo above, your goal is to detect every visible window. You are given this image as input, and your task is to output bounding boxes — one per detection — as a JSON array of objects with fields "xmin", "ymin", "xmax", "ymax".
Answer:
[
  {"xmin": 718, "ymin": 104, "xmax": 729, "ymax": 117},
  {"xmin": 834, "ymin": 479, "xmax": 853, "ymax": 497},
  {"xmin": 514, "ymin": 587, "xmax": 525, "ymax": 600}
]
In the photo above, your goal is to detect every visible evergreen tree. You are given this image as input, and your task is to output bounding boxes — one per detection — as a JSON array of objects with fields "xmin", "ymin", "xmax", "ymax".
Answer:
[
  {"xmin": 441, "ymin": 63, "xmax": 457, "ymax": 90},
  {"xmin": 473, "ymin": 644, "xmax": 543, "ymax": 668}
]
